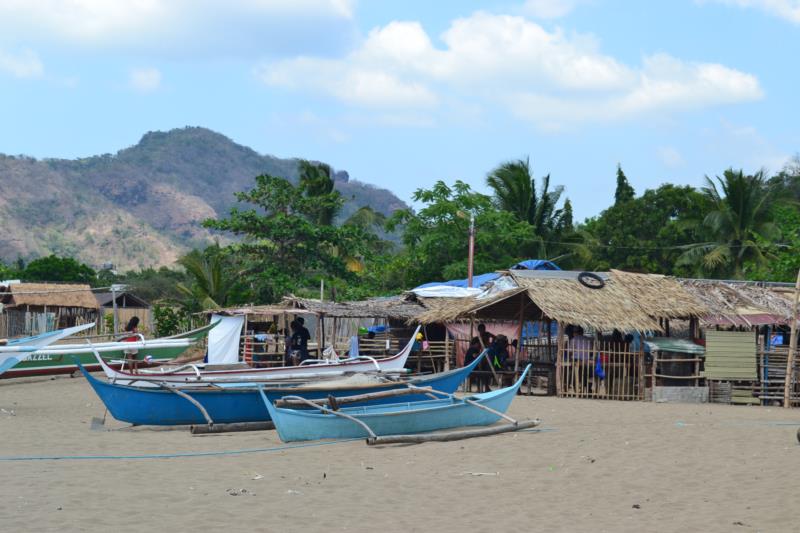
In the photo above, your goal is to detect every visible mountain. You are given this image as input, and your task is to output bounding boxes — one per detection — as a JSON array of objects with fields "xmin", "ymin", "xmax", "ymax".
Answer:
[{"xmin": 0, "ymin": 127, "xmax": 407, "ymax": 270}]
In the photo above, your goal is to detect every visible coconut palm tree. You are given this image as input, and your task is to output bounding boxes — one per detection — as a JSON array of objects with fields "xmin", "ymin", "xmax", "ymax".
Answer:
[
  {"xmin": 298, "ymin": 160, "xmax": 341, "ymax": 226},
  {"xmin": 176, "ymin": 245, "xmax": 233, "ymax": 309},
  {"xmin": 486, "ymin": 157, "xmax": 566, "ymax": 256},
  {"xmin": 677, "ymin": 169, "xmax": 780, "ymax": 278}
]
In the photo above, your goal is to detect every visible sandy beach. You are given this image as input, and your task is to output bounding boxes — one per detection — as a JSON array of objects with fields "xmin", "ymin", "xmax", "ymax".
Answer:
[{"xmin": 2, "ymin": 374, "xmax": 800, "ymax": 533}]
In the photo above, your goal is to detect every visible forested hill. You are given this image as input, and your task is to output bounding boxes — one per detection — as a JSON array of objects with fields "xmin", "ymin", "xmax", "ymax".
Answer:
[{"xmin": 0, "ymin": 127, "xmax": 407, "ymax": 270}]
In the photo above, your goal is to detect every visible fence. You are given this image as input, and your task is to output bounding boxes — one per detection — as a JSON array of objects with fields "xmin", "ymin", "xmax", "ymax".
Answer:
[{"xmin": 557, "ymin": 340, "xmax": 645, "ymax": 400}]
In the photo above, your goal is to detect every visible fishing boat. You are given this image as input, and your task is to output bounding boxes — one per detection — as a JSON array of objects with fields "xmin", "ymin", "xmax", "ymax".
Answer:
[
  {"xmin": 77, "ymin": 353, "xmax": 486, "ymax": 426},
  {"xmin": 96, "ymin": 326, "xmax": 420, "ymax": 386},
  {"xmin": 264, "ymin": 365, "xmax": 533, "ymax": 443},
  {"xmin": 1, "ymin": 323, "xmax": 215, "ymax": 379},
  {"xmin": 0, "ymin": 323, "xmax": 95, "ymax": 376}
]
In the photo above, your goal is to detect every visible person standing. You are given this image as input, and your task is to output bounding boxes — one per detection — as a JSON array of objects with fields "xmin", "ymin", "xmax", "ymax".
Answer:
[{"xmin": 122, "ymin": 316, "xmax": 141, "ymax": 372}]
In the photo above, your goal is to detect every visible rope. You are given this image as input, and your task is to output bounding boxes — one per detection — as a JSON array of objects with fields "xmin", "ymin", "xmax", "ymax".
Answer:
[{"xmin": 0, "ymin": 438, "xmax": 360, "ymax": 462}]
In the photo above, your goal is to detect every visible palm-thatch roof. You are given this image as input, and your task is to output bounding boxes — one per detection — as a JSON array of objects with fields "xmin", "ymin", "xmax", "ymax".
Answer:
[
  {"xmin": 679, "ymin": 279, "xmax": 795, "ymax": 326},
  {"xmin": 413, "ymin": 270, "xmax": 707, "ymax": 332},
  {"xmin": 512, "ymin": 273, "xmax": 663, "ymax": 332},
  {"xmin": 609, "ymin": 270, "xmax": 709, "ymax": 319},
  {"xmin": 0, "ymin": 283, "xmax": 99, "ymax": 309},
  {"xmin": 282, "ymin": 296, "xmax": 424, "ymax": 320}
]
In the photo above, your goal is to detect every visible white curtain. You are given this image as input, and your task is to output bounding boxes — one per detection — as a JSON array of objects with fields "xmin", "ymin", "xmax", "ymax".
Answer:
[{"xmin": 207, "ymin": 315, "xmax": 244, "ymax": 364}]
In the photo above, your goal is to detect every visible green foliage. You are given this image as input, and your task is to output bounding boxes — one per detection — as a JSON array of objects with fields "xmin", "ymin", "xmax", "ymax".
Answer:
[
  {"xmin": 584, "ymin": 184, "xmax": 707, "ymax": 274},
  {"xmin": 152, "ymin": 304, "xmax": 188, "ymax": 337},
  {"xmin": 387, "ymin": 180, "xmax": 541, "ymax": 287},
  {"xmin": 203, "ymin": 173, "xmax": 386, "ymax": 303},
  {"xmin": 614, "ymin": 164, "xmax": 635, "ymax": 205},
  {"xmin": 298, "ymin": 160, "xmax": 342, "ymax": 226},
  {"xmin": 745, "ymin": 205, "xmax": 800, "ymax": 282},
  {"xmin": 21, "ymin": 255, "xmax": 96, "ymax": 283},
  {"xmin": 115, "ymin": 267, "xmax": 190, "ymax": 303},
  {"xmin": 176, "ymin": 244, "xmax": 235, "ymax": 310},
  {"xmin": 677, "ymin": 169, "xmax": 779, "ymax": 278}
]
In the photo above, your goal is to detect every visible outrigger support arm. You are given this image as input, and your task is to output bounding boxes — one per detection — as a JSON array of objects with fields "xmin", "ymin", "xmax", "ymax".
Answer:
[{"xmin": 159, "ymin": 382, "xmax": 214, "ymax": 427}]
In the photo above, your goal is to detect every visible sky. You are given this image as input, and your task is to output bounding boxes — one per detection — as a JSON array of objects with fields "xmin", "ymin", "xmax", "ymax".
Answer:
[{"xmin": 0, "ymin": 0, "xmax": 798, "ymax": 220}]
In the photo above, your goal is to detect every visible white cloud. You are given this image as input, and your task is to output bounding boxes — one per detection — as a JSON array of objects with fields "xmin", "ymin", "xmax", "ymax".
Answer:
[
  {"xmin": 521, "ymin": 0, "xmax": 579, "ymax": 19},
  {"xmin": 0, "ymin": 1, "xmax": 356, "ymax": 55},
  {"xmin": 0, "ymin": 48, "xmax": 43, "ymax": 78},
  {"xmin": 716, "ymin": 119, "xmax": 791, "ymax": 171},
  {"xmin": 657, "ymin": 146, "xmax": 685, "ymax": 168},
  {"xmin": 257, "ymin": 12, "xmax": 762, "ymax": 125},
  {"xmin": 702, "ymin": 0, "xmax": 800, "ymax": 24},
  {"xmin": 129, "ymin": 67, "xmax": 162, "ymax": 92}
]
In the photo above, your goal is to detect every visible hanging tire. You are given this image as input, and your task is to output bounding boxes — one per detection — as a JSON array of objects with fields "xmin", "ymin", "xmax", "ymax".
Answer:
[{"xmin": 578, "ymin": 271, "xmax": 605, "ymax": 289}]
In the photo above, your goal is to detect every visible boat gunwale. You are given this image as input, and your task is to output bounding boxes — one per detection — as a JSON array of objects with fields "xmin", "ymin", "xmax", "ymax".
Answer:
[
  {"xmin": 269, "ymin": 364, "xmax": 531, "ymax": 420},
  {"xmin": 80, "ymin": 352, "xmax": 487, "ymax": 395}
]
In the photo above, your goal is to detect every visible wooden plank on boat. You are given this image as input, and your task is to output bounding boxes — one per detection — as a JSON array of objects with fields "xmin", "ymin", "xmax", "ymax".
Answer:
[
  {"xmin": 273, "ymin": 386, "xmax": 439, "ymax": 408},
  {"xmin": 368, "ymin": 419, "xmax": 541, "ymax": 445},
  {"xmin": 190, "ymin": 421, "xmax": 275, "ymax": 434}
]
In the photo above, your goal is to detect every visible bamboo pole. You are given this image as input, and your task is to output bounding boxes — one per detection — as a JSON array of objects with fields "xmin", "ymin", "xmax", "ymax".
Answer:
[
  {"xmin": 514, "ymin": 295, "xmax": 525, "ymax": 374},
  {"xmin": 273, "ymin": 386, "xmax": 439, "ymax": 408},
  {"xmin": 368, "ymin": 419, "xmax": 541, "ymax": 445},
  {"xmin": 783, "ymin": 268, "xmax": 800, "ymax": 408},
  {"xmin": 190, "ymin": 421, "xmax": 274, "ymax": 434},
  {"xmin": 555, "ymin": 322, "xmax": 564, "ymax": 397}
]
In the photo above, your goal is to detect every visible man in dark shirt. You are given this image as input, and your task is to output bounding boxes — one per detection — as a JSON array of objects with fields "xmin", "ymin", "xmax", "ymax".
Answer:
[
  {"xmin": 477, "ymin": 323, "xmax": 495, "ymax": 349},
  {"xmin": 287, "ymin": 318, "xmax": 311, "ymax": 364}
]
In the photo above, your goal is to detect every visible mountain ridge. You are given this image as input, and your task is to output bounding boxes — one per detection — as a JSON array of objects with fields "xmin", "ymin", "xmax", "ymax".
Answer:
[{"xmin": 0, "ymin": 127, "xmax": 407, "ymax": 270}]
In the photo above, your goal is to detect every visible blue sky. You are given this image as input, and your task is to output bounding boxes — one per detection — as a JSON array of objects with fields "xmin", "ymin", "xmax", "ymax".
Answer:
[{"xmin": 0, "ymin": 0, "xmax": 798, "ymax": 220}]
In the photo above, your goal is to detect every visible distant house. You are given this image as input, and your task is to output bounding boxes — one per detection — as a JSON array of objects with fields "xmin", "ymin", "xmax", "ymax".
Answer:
[
  {"xmin": 0, "ymin": 282, "xmax": 100, "ymax": 337},
  {"xmin": 94, "ymin": 291, "xmax": 151, "ymax": 334}
]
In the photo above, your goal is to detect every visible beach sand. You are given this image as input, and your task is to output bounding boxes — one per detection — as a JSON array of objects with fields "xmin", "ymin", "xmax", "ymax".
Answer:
[{"xmin": 2, "ymin": 374, "xmax": 800, "ymax": 532}]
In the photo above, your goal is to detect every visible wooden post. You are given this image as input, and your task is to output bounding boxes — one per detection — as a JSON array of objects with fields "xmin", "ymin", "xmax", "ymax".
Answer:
[
  {"xmin": 514, "ymin": 295, "xmax": 525, "ymax": 374},
  {"xmin": 444, "ymin": 330, "xmax": 451, "ymax": 371},
  {"xmin": 555, "ymin": 322, "xmax": 564, "ymax": 397},
  {"xmin": 783, "ymin": 268, "xmax": 800, "ymax": 408},
  {"xmin": 317, "ymin": 314, "xmax": 324, "ymax": 359}
]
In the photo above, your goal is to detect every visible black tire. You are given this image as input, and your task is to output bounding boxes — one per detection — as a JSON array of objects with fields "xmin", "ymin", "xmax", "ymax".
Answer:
[{"xmin": 578, "ymin": 271, "xmax": 605, "ymax": 289}]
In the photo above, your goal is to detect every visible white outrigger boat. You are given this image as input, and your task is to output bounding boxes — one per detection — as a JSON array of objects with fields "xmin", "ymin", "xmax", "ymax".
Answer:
[
  {"xmin": 0, "ymin": 323, "xmax": 95, "ymax": 376},
  {"xmin": 96, "ymin": 326, "xmax": 421, "ymax": 387}
]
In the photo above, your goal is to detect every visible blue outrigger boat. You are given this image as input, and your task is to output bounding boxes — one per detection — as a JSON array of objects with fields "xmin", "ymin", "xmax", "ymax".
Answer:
[
  {"xmin": 264, "ymin": 365, "xmax": 536, "ymax": 444},
  {"xmin": 78, "ymin": 354, "xmax": 486, "ymax": 426}
]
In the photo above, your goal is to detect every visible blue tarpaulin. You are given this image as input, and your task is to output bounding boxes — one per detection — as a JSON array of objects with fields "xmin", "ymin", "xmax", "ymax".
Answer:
[{"xmin": 414, "ymin": 259, "xmax": 560, "ymax": 290}]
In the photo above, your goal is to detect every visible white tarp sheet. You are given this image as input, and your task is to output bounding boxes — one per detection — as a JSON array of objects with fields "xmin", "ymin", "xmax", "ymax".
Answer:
[
  {"xmin": 207, "ymin": 315, "xmax": 244, "ymax": 364},
  {"xmin": 411, "ymin": 286, "xmax": 483, "ymax": 298}
]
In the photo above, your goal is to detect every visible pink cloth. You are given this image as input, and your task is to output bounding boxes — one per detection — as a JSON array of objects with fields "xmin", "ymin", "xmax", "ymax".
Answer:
[{"xmin": 445, "ymin": 322, "xmax": 522, "ymax": 366}]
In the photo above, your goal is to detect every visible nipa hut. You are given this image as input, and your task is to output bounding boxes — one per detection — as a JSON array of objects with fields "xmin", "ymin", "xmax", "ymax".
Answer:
[
  {"xmin": 0, "ymin": 282, "xmax": 100, "ymax": 337},
  {"xmin": 413, "ymin": 269, "xmax": 707, "ymax": 401}
]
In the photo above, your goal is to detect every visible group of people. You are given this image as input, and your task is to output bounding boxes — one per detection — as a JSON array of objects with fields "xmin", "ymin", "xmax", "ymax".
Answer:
[{"xmin": 463, "ymin": 323, "xmax": 516, "ymax": 392}]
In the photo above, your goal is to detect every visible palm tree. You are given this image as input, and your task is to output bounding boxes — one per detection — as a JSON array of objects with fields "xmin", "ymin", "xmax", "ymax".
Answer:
[
  {"xmin": 298, "ymin": 160, "xmax": 341, "ymax": 226},
  {"xmin": 677, "ymin": 169, "xmax": 780, "ymax": 278},
  {"xmin": 486, "ymin": 157, "xmax": 566, "ymax": 255},
  {"xmin": 176, "ymin": 245, "xmax": 233, "ymax": 309}
]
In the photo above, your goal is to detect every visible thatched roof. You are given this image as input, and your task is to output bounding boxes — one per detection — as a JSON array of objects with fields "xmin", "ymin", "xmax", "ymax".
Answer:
[
  {"xmin": 413, "ymin": 270, "xmax": 707, "ymax": 332},
  {"xmin": 679, "ymin": 279, "xmax": 794, "ymax": 326},
  {"xmin": 609, "ymin": 270, "xmax": 708, "ymax": 319},
  {"xmin": 512, "ymin": 273, "xmax": 663, "ymax": 332},
  {"xmin": 282, "ymin": 296, "xmax": 424, "ymax": 320},
  {"xmin": 0, "ymin": 283, "xmax": 99, "ymax": 309}
]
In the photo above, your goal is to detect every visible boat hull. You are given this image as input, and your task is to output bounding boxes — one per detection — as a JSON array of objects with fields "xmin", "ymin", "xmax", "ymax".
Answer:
[
  {"xmin": 265, "ymin": 366, "xmax": 531, "ymax": 442},
  {"xmin": 0, "ymin": 324, "xmax": 213, "ymax": 379},
  {"xmin": 79, "ymin": 354, "xmax": 485, "ymax": 426},
  {"xmin": 99, "ymin": 326, "xmax": 419, "ymax": 385}
]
